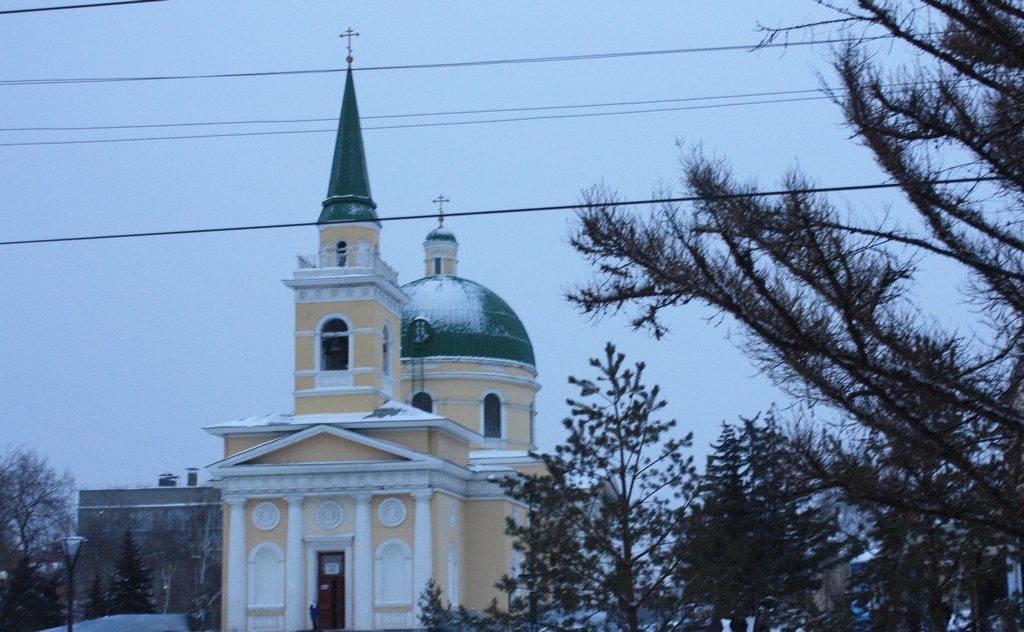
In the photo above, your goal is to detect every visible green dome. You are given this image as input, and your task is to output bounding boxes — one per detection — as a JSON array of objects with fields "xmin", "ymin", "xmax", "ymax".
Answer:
[
  {"xmin": 425, "ymin": 226, "xmax": 457, "ymax": 243},
  {"xmin": 400, "ymin": 276, "xmax": 535, "ymax": 368}
]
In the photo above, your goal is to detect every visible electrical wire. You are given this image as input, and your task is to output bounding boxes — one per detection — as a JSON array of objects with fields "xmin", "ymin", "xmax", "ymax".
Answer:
[
  {"xmin": 0, "ymin": 176, "xmax": 999, "ymax": 247},
  {"xmin": 0, "ymin": 94, "xmax": 829, "ymax": 147},
  {"xmin": 0, "ymin": 0, "xmax": 168, "ymax": 15},
  {"xmin": 0, "ymin": 88, "xmax": 827, "ymax": 133},
  {"xmin": 0, "ymin": 36, "xmax": 890, "ymax": 86}
]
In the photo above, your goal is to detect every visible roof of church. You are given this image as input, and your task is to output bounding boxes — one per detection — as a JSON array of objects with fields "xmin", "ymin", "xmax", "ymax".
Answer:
[
  {"xmin": 318, "ymin": 67, "xmax": 378, "ymax": 225},
  {"xmin": 400, "ymin": 275, "xmax": 535, "ymax": 368},
  {"xmin": 207, "ymin": 400, "xmax": 438, "ymax": 428},
  {"xmin": 424, "ymin": 225, "xmax": 457, "ymax": 243}
]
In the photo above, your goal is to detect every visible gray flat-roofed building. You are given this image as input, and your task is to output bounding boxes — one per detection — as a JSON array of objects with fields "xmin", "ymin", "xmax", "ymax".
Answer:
[{"xmin": 77, "ymin": 471, "xmax": 221, "ymax": 629}]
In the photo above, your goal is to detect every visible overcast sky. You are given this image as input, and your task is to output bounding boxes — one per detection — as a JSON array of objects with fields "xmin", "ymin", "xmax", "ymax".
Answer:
[{"xmin": 1, "ymin": 1, "xmax": 902, "ymax": 489}]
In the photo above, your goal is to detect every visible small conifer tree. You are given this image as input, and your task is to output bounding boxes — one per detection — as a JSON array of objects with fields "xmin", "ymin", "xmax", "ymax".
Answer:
[
  {"xmin": 0, "ymin": 556, "xmax": 65, "ymax": 632},
  {"xmin": 106, "ymin": 530, "xmax": 154, "ymax": 615},
  {"xmin": 683, "ymin": 412, "xmax": 843, "ymax": 631},
  {"xmin": 499, "ymin": 344, "xmax": 697, "ymax": 632},
  {"xmin": 82, "ymin": 572, "xmax": 107, "ymax": 620}
]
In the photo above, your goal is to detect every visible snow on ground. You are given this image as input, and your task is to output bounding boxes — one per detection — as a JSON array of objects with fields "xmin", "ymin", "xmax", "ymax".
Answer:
[{"xmin": 38, "ymin": 613, "xmax": 188, "ymax": 632}]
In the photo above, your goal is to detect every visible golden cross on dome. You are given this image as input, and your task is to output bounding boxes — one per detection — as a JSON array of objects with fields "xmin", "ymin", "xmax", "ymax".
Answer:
[
  {"xmin": 433, "ymin": 194, "xmax": 450, "ymax": 226},
  {"xmin": 340, "ymin": 27, "xmax": 359, "ymax": 66}
]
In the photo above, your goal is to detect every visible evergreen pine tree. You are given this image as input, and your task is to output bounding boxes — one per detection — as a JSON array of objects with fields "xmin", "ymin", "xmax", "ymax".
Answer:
[
  {"xmin": 106, "ymin": 530, "xmax": 154, "ymax": 615},
  {"xmin": 82, "ymin": 572, "xmax": 107, "ymax": 620},
  {"xmin": 684, "ymin": 412, "xmax": 843, "ymax": 630},
  {"xmin": 417, "ymin": 579, "xmax": 445, "ymax": 632},
  {"xmin": 839, "ymin": 504, "xmax": 1011, "ymax": 631},
  {"xmin": 683, "ymin": 424, "xmax": 752, "ymax": 621},
  {"xmin": 0, "ymin": 556, "xmax": 64, "ymax": 632},
  {"xmin": 495, "ymin": 344, "xmax": 698, "ymax": 632}
]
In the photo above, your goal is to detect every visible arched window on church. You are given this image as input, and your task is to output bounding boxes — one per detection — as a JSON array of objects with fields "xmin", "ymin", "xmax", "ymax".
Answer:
[
  {"xmin": 320, "ymin": 319, "xmax": 349, "ymax": 371},
  {"xmin": 411, "ymin": 392, "xmax": 432, "ymax": 413},
  {"xmin": 335, "ymin": 240, "xmax": 348, "ymax": 266},
  {"xmin": 433, "ymin": 257, "xmax": 442, "ymax": 275},
  {"xmin": 483, "ymin": 393, "xmax": 501, "ymax": 439},
  {"xmin": 382, "ymin": 324, "xmax": 392, "ymax": 377}
]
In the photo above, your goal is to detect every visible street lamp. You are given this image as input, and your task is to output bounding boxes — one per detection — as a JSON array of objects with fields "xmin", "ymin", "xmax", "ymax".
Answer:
[{"xmin": 61, "ymin": 535, "xmax": 86, "ymax": 632}]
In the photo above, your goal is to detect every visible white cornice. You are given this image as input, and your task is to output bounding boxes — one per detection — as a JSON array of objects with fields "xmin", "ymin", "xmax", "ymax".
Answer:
[
  {"xmin": 317, "ymin": 221, "xmax": 380, "ymax": 233},
  {"xmin": 293, "ymin": 385, "xmax": 390, "ymax": 398},
  {"xmin": 400, "ymin": 356, "xmax": 538, "ymax": 378},
  {"xmin": 399, "ymin": 369, "xmax": 540, "ymax": 392},
  {"xmin": 208, "ymin": 462, "xmax": 474, "ymax": 498},
  {"xmin": 205, "ymin": 413, "xmax": 480, "ymax": 446},
  {"xmin": 283, "ymin": 277, "xmax": 408, "ymax": 311}
]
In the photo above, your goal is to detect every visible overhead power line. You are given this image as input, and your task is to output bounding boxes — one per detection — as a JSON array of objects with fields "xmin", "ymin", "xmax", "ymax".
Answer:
[
  {"xmin": 0, "ymin": 94, "xmax": 829, "ymax": 147},
  {"xmin": 0, "ymin": 0, "xmax": 167, "ymax": 15},
  {"xmin": 0, "ymin": 177, "xmax": 998, "ymax": 247},
  {"xmin": 0, "ymin": 35, "xmax": 889, "ymax": 86},
  {"xmin": 0, "ymin": 88, "xmax": 827, "ymax": 133}
]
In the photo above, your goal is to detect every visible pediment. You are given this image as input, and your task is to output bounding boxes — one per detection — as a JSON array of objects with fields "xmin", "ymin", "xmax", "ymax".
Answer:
[
  {"xmin": 244, "ymin": 432, "xmax": 405, "ymax": 465},
  {"xmin": 214, "ymin": 424, "xmax": 430, "ymax": 469}
]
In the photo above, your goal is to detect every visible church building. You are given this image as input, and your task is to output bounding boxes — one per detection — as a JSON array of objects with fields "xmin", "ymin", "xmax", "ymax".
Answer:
[{"xmin": 205, "ymin": 57, "xmax": 545, "ymax": 632}]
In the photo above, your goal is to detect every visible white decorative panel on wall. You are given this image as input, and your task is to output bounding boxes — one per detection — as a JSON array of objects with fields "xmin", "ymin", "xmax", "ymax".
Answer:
[
  {"xmin": 374, "ymin": 539, "xmax": 412, "ymax": 605},
  {"xmin": 375, "ymin": 610, "xmax": 412, "ymax": 629}
]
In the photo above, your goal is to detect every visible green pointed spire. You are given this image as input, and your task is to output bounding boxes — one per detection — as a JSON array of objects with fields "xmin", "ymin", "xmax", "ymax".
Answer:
[{"xmin": 319, "ymin": 67, "xmax": 378, "ymax": 224}]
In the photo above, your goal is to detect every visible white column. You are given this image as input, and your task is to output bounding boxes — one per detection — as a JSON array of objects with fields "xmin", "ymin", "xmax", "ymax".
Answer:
[
  {"xmin": 284, "ymin": 494, "xmax": 305, "ymax": 632},
  {"xmin": 353, "ymin": 492, "xmax": 373, "ymax": 630},
  {"xmin": 412, "ymin": 490, "xmax": 434, "ymax": 618},
  {"xmin": 225, "ymin": 496, "xmax": 247, "ymax": 632}
]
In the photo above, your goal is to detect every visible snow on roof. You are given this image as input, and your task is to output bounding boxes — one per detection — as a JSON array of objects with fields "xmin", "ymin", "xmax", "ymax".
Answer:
[
  {"xmin": 468, "ymin": 449, "xmax": 543, "ymax": 470},
  {"xmin": 404, "ymin": 275, "xmax": 497, "ymax": 333},
  {"xmin": 469, "ymin": 449, "xmax": 534, "ymax": 460},
  {"xmin": 401, "ymin": 275, "xmax": 536, "ymax": 367},
  {"xmin": 206, "ymin": 399, "xmax": 439, "ymax": 429}
]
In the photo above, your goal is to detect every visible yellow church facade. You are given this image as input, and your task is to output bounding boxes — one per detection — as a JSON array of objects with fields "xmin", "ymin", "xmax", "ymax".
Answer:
[{"xmin": 205, "ymin": 64, "xmax": 544, "ymax": 631}]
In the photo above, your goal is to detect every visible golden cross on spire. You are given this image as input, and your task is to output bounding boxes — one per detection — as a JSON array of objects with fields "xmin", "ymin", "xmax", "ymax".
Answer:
[
  {"xmin": 433, "ymin": 194, "xmax": 450, "ymax": 226},
  {"xmin": 340, "ymin": 27, "xmax": 359, "ymax": 67}
]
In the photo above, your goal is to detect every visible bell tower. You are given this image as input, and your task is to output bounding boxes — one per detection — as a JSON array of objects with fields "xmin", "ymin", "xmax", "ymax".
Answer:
[{"xmin": 283, "ymin": 52, "xmax": 407, "ymax": 414}]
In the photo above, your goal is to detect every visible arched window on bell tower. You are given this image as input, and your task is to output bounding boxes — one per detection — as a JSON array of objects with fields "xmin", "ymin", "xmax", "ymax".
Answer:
[
  {"xmin": 334, "ymin": 240, "xmax": 348, "ymax": 267},
  {"xmin": 382, "ymin": 323, "xmax": 392, "ymax": 377},
  {"xmin": 320, "ymin": 318, "xmax": 349, "ymax": 371}
]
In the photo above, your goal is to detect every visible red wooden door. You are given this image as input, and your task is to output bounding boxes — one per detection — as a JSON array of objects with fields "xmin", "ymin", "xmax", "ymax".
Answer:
[{"xmin": 316, "ymin": 552, "xmax": 345, "ymax": 629}]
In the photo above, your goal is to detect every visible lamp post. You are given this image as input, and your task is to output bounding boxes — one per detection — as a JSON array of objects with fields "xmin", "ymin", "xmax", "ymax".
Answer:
[{"xmin": 61, "ymin": 535, "xmax": 86, "ymax": 632}]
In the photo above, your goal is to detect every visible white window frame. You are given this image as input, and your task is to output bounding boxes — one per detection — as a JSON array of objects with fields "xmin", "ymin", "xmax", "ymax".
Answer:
[
  {"xmin": 447, "ymin": 542, "xmax": 459, "ymax": 607},
  {"xmin": 373, "ymin": 538, "xmax": 413, "ymax": 606},
  {"xmin": 316, "ymin": 313, "xmax": 353, "ymax": 373},
  {"xmin": 247, "ymin": 542, "xmax": 285, "ymax": 609},
  {"xmin": 480, "ymin": 390, "xmax": 506, "ymax": 442},
  {"xmin": 334, "ymin": 240, "xmax": 348, "ymax": 267},
  {"xmin": 382, "ymin": 322, "xmax": 392, "ymax": 378}
]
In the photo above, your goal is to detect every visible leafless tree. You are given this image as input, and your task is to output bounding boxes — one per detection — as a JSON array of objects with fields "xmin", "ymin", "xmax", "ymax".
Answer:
[
  {"xmin": 0, "ymin": 445, "xmax": 75, "ymax": 563},
  {"xmin": 570, "ymin": 1, "xmax": 1024, "ymax": 538}
]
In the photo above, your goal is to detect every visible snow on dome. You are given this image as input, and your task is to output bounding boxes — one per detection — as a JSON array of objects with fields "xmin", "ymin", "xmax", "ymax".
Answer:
[
  {"xmin": 425, "ymin": 225, "xmax": 457, "ymax": 243},
  {"xmin": 400, "ymin": 275, "xmax": 535, "ymax": 367}
]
